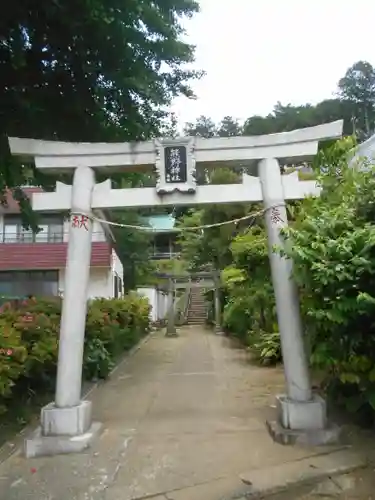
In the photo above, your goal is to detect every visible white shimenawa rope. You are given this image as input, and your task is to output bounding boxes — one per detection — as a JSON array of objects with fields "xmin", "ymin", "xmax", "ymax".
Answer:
[{"xmin": 70, "ymin": 204, "xmax": 285, "ymax": 233}]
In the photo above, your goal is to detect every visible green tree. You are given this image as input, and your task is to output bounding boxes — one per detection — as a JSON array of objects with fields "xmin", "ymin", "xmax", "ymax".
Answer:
[
  {"xmin": 177, "ymin": 168, "xmax": 250, "ymax": 271},
  {"xmin": 176, "ymin": 209, "xmax": 205, "ymax": 268},
  {"xmin": 221, "ymin": 224, "xmax": 277, "ymax": 357},
  {"xmin": 0, "ymin": 0, "xmax": 202, "ymax": 194},
  {"xmin": 243, "ymin": 100, "xmax": 354, "ymax": 137},
  {"xmin": 217, "ymin": 116, "xmax": 242, "ymax": 137},
  {"xmin": 183, "ymin": 115, "xmax": 242, "ymax": 138},
  {"xmin": 337, "ymin": 61, "xmax": 375, "ymax": 140},
  {"xmin": 111, "ymin": 212, "xmax": 152, "ymax": 292},
  {"xmin": 183, "ymin": 115, "xmax": 217, "ymax": 137},
  {"xmin": 161, "ymin": 112, "xmax": 180, "ymax": 138},
  {"xmin": 281, "ymin": 138, "xmax": 375, "ymax": 420}
]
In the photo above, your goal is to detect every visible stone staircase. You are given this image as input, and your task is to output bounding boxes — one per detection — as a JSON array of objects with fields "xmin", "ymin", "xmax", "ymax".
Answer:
[{"xmin": 186, "ymin": 287, "xmax": 207, "ymax": 325}]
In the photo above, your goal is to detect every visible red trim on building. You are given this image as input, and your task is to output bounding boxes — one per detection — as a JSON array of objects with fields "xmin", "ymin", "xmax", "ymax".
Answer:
[
  {"xmin": 0, "ymin": 188, "xmax": 115, "ymax": 271},
  {"xmin": 0, "ymin": 242, "xmax": 111, "ymax": 270}
]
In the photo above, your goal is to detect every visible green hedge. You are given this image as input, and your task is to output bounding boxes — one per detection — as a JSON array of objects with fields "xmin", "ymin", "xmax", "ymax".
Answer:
[
  {"xmin": 221, "ymin": 138, "xmax": 375, "ymax": 425},
  {"xmin": 0, "ymin": 293, "xmax": 151, "ymax": 415}
]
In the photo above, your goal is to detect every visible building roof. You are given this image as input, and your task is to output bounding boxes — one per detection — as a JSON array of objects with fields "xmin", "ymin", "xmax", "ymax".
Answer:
[{"xmin": 146, "ymin": 214, "xmax": 176, "ymax": 232}]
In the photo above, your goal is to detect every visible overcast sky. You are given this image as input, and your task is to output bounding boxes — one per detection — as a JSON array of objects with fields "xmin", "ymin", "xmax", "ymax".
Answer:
[{"xmin": 171, "ymin": 0, "xmax": 375, "ymax": 127}]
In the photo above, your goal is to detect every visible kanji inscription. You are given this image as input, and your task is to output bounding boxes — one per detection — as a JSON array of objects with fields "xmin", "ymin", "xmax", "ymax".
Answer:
[
  {"xmin": 270, "ymin": 207, "xmax": 284, "ymax": 225},
  {"xmin": 71, "ymin": 215, "xmax": 89, "ymax": 230},
  {"xmin": 164, "ymin": 146, "xmax": 187, "ymax": 183}
]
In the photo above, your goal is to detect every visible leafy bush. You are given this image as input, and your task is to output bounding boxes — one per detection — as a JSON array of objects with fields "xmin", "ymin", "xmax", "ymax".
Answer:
[
  {"xmin": 222, "ymin": 226, "xmax": 281, "ymax": 364},
  {"xmin": 223, "ymin": 138, "xmax": 375, "ymax": 417},
  {"xmin": 251, "ymin": 331, "xmax": 282, "ymax": 365},
  {"xmin": 0, "ymin": 293, "xmax": 151, "ymax": 414},
  {"xmin": 282, "ymin": 138, "xmax": 375, "ymax": 422}
]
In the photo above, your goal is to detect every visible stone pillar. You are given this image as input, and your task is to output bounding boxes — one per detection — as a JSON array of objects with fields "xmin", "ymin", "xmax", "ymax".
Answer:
[
  {"xmin": 166, "ymin": 278, "xmax": 177, "ymax": 336},
  {"xmin": 56, "ymin": 166, "xmax": 95, "ymax": 407},
  {"xmin": 24, "ymin": 166, "xmax": 101, "ymax": 458},
  {"xmin": 259, "ymin": 158, "xmax": 329, "ymax": 439},
  {"xmin": 155, "ymin": 286, "xmax": 160, "ymax": 323},
  {"xmin": 214, "ymin": 274, "xmax": 222, "ymax": 334}
]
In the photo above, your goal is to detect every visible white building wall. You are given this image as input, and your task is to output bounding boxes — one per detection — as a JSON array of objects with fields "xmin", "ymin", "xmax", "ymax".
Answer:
[
  {"xmin": 59, "ymin": 247, "xmax": 124, "ymax": 300},
  {"xmin": 137, "ymin": 287, "xmax": 168, "ymax": 322},
  {"xmin": 0, "ymin": 211, "xmax": 107, "ymax": 243},
  {"xmin": 111, "ymin": 248, "xmax": 124, "ymax": 296},
  {"xmin": 0, "ymin": 208, "xmax": 124, "ymax": 300},
  {"xmin": 159, "ymin": 291, "xmax": 168, "ymax": 320},
  {"xmin": 59, "ymin": 267, "xmax": 113, "ymax": 299}
]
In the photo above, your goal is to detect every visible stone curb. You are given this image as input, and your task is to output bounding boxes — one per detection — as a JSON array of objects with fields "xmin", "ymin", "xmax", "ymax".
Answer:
[
  {"xmin": 238, "ymin": 447, "xmax": 367, "ymax": 499},
  {"xmin": 0, "ymin": 328, "xmax": 156, "ymax": 464},
  {"xmin": 128, "ymin": 448, "xmax": 366, "ymax": 500}
]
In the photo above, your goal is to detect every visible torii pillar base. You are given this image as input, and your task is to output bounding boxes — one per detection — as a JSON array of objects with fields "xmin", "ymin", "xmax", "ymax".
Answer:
[
  {"xmin": 24, "ymin": 401, "xmax": 102, "ymax": 458},
  {"xmin": 266, "ymin": 394, "xmax": 341, "ymax": 446},
  {"xmin": 165, "ymin": 328, "xmax": 179, "ymax": 338},
  {"xmin": 214, "ymin": 325, "xmax": 224, "ymax": 335}
]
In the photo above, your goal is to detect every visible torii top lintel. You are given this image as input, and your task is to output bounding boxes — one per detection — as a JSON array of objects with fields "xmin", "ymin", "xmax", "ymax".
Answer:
[{"xmin": 8, "ymin": 120, "xmax": 343, "ymax": 173}]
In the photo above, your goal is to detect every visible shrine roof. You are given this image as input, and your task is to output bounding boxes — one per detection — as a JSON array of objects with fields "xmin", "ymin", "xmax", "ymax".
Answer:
[{"xmin": 146, "ymin": 214, "xmax": 176, "ymax": 232}]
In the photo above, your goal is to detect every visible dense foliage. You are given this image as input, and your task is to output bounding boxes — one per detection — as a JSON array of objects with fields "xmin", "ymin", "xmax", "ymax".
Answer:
[
  {"xmin": 0, "ymin": 294, "xmax": 150, "ymax": 416},
  {"xmin": 219, "ymin": 138, "xmax": 375, "ymax": 423},
  {"xmin": 221, "ymin": 226, "xmax": 279, "ymax": 364},
  {"xmin": 0, "ymin": 0, "xmax": 202, "ymax": 219},
  {"xmin": 283, "ymin": 138, "xmax": 375, "ymax": 421},
  {"xmin": 184, "ymin": 61, "xmax": 375, "ymax": 140},
  {"xmin": 177, "ymin": 123, "xmax": 375, "ymax": 422},
  {"xmin": 177, "ymin": 168, "xmax": 251, "ymax": 270}
]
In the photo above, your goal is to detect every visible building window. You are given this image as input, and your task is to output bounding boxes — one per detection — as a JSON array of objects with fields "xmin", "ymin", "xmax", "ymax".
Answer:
[
  {"xmin": 0, "ymin": 270, "xmax": 59, "ymax": 297},
  {"xmin": 2, "ymin": 215, "xmax": 64, "ymax": 243},
  {"xmin": 3, "ymin": 224, "xmax": 18, "ymax": 243},
  {"xmin": 34, "ymin": 224, "xmax": 49, "ymax": 242}
]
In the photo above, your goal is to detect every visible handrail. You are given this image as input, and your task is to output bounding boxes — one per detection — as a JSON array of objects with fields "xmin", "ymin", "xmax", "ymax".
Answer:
[
  {"xmin": 174, "ymin": 281, "xmax": 192, "ymax": 326},
  {"xmin": 0, "ymin": 231, "xmax": 108, "ymax": 244},
  {"xmin": 154, "ymin": 271, "xmax": 217, "ymax": 279},
  {"xmin": 150, "ymin": 251, "xmax": 181, "ymax": 260},
  {"xmin": 182, "ymin": 284, "xmax": 192, "ymax": 324}
]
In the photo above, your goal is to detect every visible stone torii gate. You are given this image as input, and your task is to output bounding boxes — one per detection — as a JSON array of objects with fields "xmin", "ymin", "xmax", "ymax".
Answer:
[
  {"xmin": 155, "ymin": 271, "xmax": 219, "ymax": 336},
  {"xmin": 8, "ymin": 120, "xmax": 343, "ymax": 457}
]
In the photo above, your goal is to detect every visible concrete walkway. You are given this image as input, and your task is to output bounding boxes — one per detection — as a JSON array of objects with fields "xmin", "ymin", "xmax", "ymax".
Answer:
[{"xmin": 0, "ymin": 327, "xmax": 366, "ymax": 499}]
